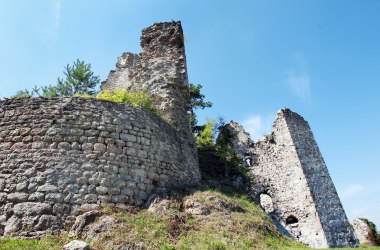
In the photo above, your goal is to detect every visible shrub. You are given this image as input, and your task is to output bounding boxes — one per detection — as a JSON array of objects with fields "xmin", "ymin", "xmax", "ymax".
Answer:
[
  {"xmin": 75, "ymin": 89, "xmax": 155, "ymax": 112},
  {"xmin": 196, "ymin": 120, "xmax": 216, "ymax": 149},
  {"xmin": 11, "ymin": 90, "xmax": 32, "ymax": 99}
]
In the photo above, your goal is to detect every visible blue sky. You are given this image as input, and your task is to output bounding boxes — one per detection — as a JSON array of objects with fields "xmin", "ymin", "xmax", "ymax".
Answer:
[{"xmin": 1, "ymin": 0, "xmax": 379, "ymax": 228}]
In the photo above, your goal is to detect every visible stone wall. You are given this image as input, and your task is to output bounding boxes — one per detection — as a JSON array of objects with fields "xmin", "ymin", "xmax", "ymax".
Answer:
[
  {"xmin": 101, "ymin": 21, "xmax": 191, "ymax": 133},
  {"xmin": 280, "ymin": 109, "xmax": 356, "ymax": 247},
  {"xmin": 223, "ymin": 109, "xmax": 357, "ymax": 248},
  {"xmin": 101, "ymin": 21, "xmax": 197, "ymax": 181},
  {"xmin": 0, "ymin": 97, "xmax": 200, "ymax": 236}
]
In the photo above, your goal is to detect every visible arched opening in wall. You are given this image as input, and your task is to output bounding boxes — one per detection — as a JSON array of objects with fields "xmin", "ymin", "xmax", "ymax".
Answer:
[
  {"xmin": 286, "ymin": 215, "xmax": 299, "ymax": 225},
  {"xmin": 259, "ymin": 193, "xmax": 274, "ymax": 213}
]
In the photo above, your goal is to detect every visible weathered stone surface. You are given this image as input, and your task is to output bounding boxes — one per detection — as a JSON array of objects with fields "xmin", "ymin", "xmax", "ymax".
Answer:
[
  {"xmin": 218, "ymin": 121, "xmax": 253, "ymax": 166},
  {"xmin": 63, "ymin": 240, "xmax": 89, "ymax": 250},
  {"xmin": 69, "ymin": 210, "xmax": 102, "ymax": 238},
  {"xmin": 0, "ymin": 95, "xmax": 199, "ymax": 235},
  {"xmin": 223, "ymin": 109, "xmax": 357, "ymax": 248},
  {"xmin": 4, "ymin": 216, "xmax": 21, "ymax": 235},
  {"xmin": 352, "ymin": 218, "xmax": 378, "ymax": 246},
  {"xmin": 101, "ymin": 21, "xmax": 199, "ymax": 184},
  {"xmin": 183, "ymin": 198, "xmax": 211, "ymax": 216},
  {"xmin": 13, "ymin": 202, "xmax": 51, "ymax": 216}
]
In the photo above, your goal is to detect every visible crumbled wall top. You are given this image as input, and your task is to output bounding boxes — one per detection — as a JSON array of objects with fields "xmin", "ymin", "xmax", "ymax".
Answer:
[
  {"xmin": 101, "ymin": 20, "xmax": 199, "ymax": 188},
  {"xmin": 101, "ymin": 21, "xmax": 191, "ymax": 131},
  {"xmin": 352, "ymin": 218, "xmax": 378, "ymax": 246}
]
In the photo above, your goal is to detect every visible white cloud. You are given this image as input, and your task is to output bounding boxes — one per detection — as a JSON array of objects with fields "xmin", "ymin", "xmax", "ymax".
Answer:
[
  {"xmin": 338, "ymin": 182, "xmax": 380, "ymax": 229},
  {"xmin": 340, "ymin": 184, "xmax": 366, "ymax": 199},
  {"xmin": 35, "ymin": 0, "xmax": 62, "ymax": 47},
  {"xmin": 241, "ymin": 114, "xmax": 274, "ymax": 140},
  {"xmin": 285, "ymin": 70, "xmax": 311, "ymax": 101},
  {"xmin": 285, "ymin": 53, "xmax": 311, "ymax": 101}
]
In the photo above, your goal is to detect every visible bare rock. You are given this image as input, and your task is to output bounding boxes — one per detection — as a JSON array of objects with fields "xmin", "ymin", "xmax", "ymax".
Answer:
[
  {"xmin": 183, "ymin": 198, "xmax": 210, "ymax": 216},
  {"xmin": 85, "ymin": 215, "xmax": 118, "ymax": 240},
  {"xmin": 146, "ymin": 193, "xmax": 172, "ymax": 214},
  {"xmin": 63, "ymin": 240, "xmax": 89, "ymax": 250},
  {"xmin": 352, "ymin": 218, "xmax": 377, "ymax": 246},
  {"xmin": 69, "ymin": 210, "xmax": 102, "ymax": 238}
]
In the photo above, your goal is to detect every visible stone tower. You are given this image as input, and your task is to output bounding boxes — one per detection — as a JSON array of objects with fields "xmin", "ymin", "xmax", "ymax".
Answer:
[
  {"xmin": 223, "ymin": 109, "xmax": 357, "ymax": 248},
  {"xmin": 102, "ymin": 21, "xmax": 199, "ymax": 181},
  {"xmin": 251, "ymin": 109, "xmax": 357, "ymax": 248},
  {"xmin": 101, "ymin": 21, "xmax": 191, "ymax": 133}
]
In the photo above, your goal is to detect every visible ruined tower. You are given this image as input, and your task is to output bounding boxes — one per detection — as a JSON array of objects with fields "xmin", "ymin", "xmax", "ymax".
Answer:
[
  {"xmin": 101, "ymin": 21, "xmax": 199, "ymax": 181},
  {"xmin": 101, "ymin": 21, "xmax": 199, "ymax": 180},
  {"xmin": 223, "ymin": 109, "xmax": 357, "ymax": 248},
  {"xmin": 101, "ymin": 21, "xmax": 191, "ymax": 133}
]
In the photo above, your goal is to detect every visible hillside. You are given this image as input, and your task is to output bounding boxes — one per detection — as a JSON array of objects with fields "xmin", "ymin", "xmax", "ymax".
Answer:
[
  {"xmin": 1, "ymin": 186, "xmax": 380, "ymax": 249},
  {"xmin": 0, "ymin": 187, "xmax": 304, "ymax": 250}
]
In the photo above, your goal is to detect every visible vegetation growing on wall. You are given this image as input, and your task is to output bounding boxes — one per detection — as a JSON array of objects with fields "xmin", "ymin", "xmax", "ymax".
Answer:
[
  {"xmin": 75, "ymin": 89, "xmax": 156, "ymax": 112},
  {"xmin": 196, "ymin": 118, "xmax": 246, "ymax": 179}
]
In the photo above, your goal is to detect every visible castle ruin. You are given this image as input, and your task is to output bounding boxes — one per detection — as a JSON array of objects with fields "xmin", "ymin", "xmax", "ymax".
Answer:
[
  {"xmin": 223, "ymin": 110, "xmax": 357, "ymax": 248},
  {"xmin": 0, "ymin": 21, "xmax": 199, "ymax": 237},
  {"xmin": 0, "ymin": 21, "xmax": 358, "ymax": 248}
]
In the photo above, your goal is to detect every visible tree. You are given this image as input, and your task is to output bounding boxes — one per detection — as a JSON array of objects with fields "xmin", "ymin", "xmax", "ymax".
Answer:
[
  {"xmin": 188, "ymin": 83, "xmax": 212, "ymax": 133},
  {"xmin": 215, "ymin": 119, "xmax": 245, "ymax": 177},
  {"xmin": 9, "ymin": 59, "xmax": 100, "ymax": 99},
  {"xmin": 196, "ymin": 120, "xmax": 216, "ymax": 149},
  {"xmin": 56, "ymin": 59, "xmax": 100, "ymax": 96}
]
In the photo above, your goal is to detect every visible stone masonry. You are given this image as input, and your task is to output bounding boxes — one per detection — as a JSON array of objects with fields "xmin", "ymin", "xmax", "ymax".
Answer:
[
  {"xmin": 223, "ymin": 109, "xmax": 357, "ymax": 248},
  {"xmin": 101, "ymin": 21, "xmax": 198, "ymax": 185},
  {"xmin": 0, "ymin": 97, "xmax": 199, "ymax": 236},
  {"xmin": 101, "ymin": 21, "xmax": 191, "ymax": 134}
]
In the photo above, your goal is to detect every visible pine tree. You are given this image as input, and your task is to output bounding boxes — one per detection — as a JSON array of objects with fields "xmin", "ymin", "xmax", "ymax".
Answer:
[{"xmin": 56, "ymin": 59, "xmax": 100, "ymax": 96}]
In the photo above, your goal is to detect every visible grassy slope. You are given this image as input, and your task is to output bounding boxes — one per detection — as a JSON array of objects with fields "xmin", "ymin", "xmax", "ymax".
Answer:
[
  {"xmin": 0, "ymin": 189, "xmax": 379, "ymax": 250},
  {"xmin": 91, "ymin": 189, "xmax": 306, "ymax": 250}
]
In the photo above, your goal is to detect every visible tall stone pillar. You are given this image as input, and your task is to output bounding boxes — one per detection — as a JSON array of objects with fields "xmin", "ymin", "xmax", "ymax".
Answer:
[{"xmin": 102, "ymin": 21, "xmax": 200, "ymax": 182}]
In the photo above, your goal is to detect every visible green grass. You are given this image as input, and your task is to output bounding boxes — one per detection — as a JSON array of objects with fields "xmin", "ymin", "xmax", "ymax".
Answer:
[
  {"xmin": 0, "ymin": 235, "xmax": 67, "ymax": 250},
  {"xmin": 322, "ymin": 248, "xmax": 380, "ymax": 250},
  {"xmin": 90, "ymin": 189, "xmax": 308, "ymax": 249}
]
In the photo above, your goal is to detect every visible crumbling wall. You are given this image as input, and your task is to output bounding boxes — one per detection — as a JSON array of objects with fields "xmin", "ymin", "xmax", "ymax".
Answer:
[
  {"xmin": 101, "ymin": 21, "xmax": 191, "ymax": 132},
  {"xmin": 352, "ymin": 218, "xmax": 378, "ymax": 246},
  {"xmin": 101, "ymin": 21, "xmax": 197, "ymax": 179},
  {"xmin": 223, "ymin": 109, "xmax": 357, "ymax": 248},
  {"xmin": 0, "ymin": 97, "xmax": 200, "ymax": 236},
  {"xmin": 280, "ymin": 109, "xmax": 357, "ymax": 247},
  {"xmin": 251, "ymin": 110, "xmax": 329, "ymax": 248}
]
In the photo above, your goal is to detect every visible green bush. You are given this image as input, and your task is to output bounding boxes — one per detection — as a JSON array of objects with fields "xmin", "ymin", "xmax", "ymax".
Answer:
[
  {"xmin": 196, "ymin": 120, "xmax": 216, "ymax": 149},
  {"xmin": 75, "ymin": 89, "xmax": 155, "ymax": 112}
]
